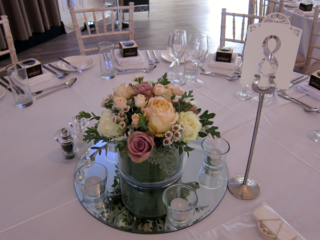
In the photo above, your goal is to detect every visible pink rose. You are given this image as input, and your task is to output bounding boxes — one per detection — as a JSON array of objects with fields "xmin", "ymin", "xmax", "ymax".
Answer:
[
  {"xmin": 131, "ymin": 113, "xmax": 140, "ymax": 127},
  {"xmin": 114, "ymin": 97, "xmax": 127, "ymax": 110},
  {"xmin": 173, "ymin": 86, "xmax": 184, "ymax": 96},
  {"xmin": 124, "ymin": 131, "xmax": 155, "ymax": 163},
  {"xmin": 135, "ymin": 82, "xmax": 153, "ymax": 100}
]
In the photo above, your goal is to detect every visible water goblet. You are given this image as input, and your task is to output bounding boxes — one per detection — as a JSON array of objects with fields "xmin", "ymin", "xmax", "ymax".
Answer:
[
  {"xmin": 171, "ymin": 29, "xmax": 187, "ymax": 86},
  {"xmin": 185, "ymin": 33, "xmax": 209, "ymax": 88}
]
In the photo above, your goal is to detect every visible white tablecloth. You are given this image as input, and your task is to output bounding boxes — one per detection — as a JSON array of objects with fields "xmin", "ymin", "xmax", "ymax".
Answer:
[
  {"xmin": 283, "ymin": 7, "xmax": 320, "ymax": 65},
  {"xmin": 1, "ymin": 51, "xmax": 320, "ymax": 239}
]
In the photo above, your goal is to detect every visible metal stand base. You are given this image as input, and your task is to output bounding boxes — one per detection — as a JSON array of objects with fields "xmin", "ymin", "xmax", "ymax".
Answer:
[{"xmin": 228, "ymin": 175, "xmax": 260, "ymax": 200}]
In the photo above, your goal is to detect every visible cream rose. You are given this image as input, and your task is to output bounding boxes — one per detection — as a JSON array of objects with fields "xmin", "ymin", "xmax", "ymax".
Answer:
[
  {"xmin": 97, "ymin": 109, "xmax": 124, "ymax": 137},
  {"xmin": 131, "ymin": 113, "xmax": 139, "ymax": 127},
  {"xmin": 114, "ymin": 97, "xmax": 127, "ymax": 110},
  {"xmin": 173, "ymin": 86, "xmax": 184, "ymax": 96},
  {"xmin": 113, "ymin": 83, "xmax": 135, "ymax": 99},
  {"xmin": 134, "ymin": 94, "xmax": 147, "ymax": 108},
  {"xmin": 153, "ymin": 84, "xmax": 165, "ymax": 96},
  {"xmin": 178, "ymin": 111, "xmax": 202, "ymax": 142},
  {"xmin": 142, "ymin": 97, "xmax": 178, "ymax": 136}
]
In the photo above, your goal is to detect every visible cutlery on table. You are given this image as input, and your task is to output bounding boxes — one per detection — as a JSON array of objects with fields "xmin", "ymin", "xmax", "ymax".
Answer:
[
  {"xmin": 0, "ymin": 76, "xmax": 22, "ymax": 94},
  {"xmin": 199, "ymin": 67, "xmax": 240, "ymax": 81},
  {"xmin": 43, "ymin": 65, "xmax": 69, "ymax": 79},
  {"xmin": 288, "ymin": 74, "xmax": 309, "ymax": 88},
  {"xmin": 146, "ymin": 50, "xmax": 154, "ymax": 65},
  {"xmin": 48, "ymin": 64, "xmax": 72, "ymax": 74},
  {"xmin": 59, "ymin": 57, "xmax": 82, "ymax": 73},
  {"xmin": 36, "ymin": 78, "xmax": 77, "ymax": 100},
  {"xmin": 277, "ymin": 89, "xmax": 320, "ymax": 113},
  {"xmin": 0, "ymin": 80, "xmax": 12, "ymax": 92},
  {"xmin": 116, "ymin": 65, "xmax": 157, "ymax": 75},
  {"xmin": 32, "ymin": 78, "xmax": 77, "ymax": 96},
  {"xmin": 152, "ymin": 50, "xmax": 160, "ymax": 63}
]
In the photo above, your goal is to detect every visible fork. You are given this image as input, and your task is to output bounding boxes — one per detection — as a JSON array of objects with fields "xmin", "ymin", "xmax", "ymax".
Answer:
[
  {"xmin": 43, "ymin": 65, "xmax": 69, "ymax": 79},
  {"xmin": 116, "ymin": 65, "xmax": 157, "ymax": 75},
  {"xmin": 152, "ymin": 50, "xmax": 160, "ymax": 63},
  {"xmin": 146, "ymin": 50, "xmax": 154, "ymax": 65}
]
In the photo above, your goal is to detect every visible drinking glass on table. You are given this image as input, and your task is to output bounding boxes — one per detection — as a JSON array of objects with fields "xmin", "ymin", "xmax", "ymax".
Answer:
[
  {"xmin": 167, "ymin": 33, "xmax": 176, "ymax": 80},
  {"xmin": 185, "ymin": 33, "xmax": 209, "ymax": 88},
  {"xmin": 6, "ymin": 63, "xmax": 33, "ymax": 108},
  {"xmin": 98, "ymin": 41, "xmax": 116, "ymax": 80},
  {"xmin": 171, "ymin": 29, "xmax": 187, "ymax": 86}
]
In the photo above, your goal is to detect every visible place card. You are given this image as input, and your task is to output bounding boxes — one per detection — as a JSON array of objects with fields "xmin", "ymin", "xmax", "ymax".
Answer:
[
  {"xmin": 299, "ymin": 3, "xmax": 313, "ymax": 11},
  {"xmin": 241, "ymin": 13, "xmax": 302, "ymax": 90},
  {"xmin": 216, "ymin": 46, "xmax": 233, "ymax": 62},
  {"xmin": 19, "ymin": 58, "xmax": 43, "ymax": 79}
]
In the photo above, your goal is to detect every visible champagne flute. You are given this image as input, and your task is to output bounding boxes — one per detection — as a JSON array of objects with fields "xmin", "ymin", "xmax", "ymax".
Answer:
[
  {"xmin": 308, "ymin": 130, "xmax": 320, "ymax": 142},
  {"xmin": 167, "ymin": 33, "xmax": 176, "ymax": 80},
  {"xmin": 185, "ymin": 33, "xmax": 209, "ymax": 88},
  {"xmin": 171, "ymin": 29, "xmax": 187, "ymax": 86}
]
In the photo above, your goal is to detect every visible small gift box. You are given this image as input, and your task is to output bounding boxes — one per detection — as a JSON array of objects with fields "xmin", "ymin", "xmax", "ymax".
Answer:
[
  {"xmin": 309, "ymin": 71, "xmax": 320, "ymax": 91},
  {"xmin": 253, "ymin": 205, "xmax": 298, "ymax": 240},
  {"xmin": 299, "ymin": 2, "xmax": 313, "ymax": 11},
  {"xmin": 19, "ymin": 58, "xmax": 43, "ymax": 79},
  {"xmin": 215, "ymin": 46, "xmax": 233, "ymax": 63},
  {"xmin": 119, "ymin": 40, "xmax": 138, "ymax": 58}
]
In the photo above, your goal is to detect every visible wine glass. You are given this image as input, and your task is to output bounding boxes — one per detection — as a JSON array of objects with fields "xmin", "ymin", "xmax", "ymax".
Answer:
[
  {"xmin": 167, "ymin": 33, "xmax": 176, "ymax": 81},
  {"xmin": 185, "ymin": 33, "xmax": 209, "ymax": 88},
  {"xmin": 171, "ymin": 29, "xmax": 187, "ymax": 86},
  {"xmin": 234, "ymin": 84, "xmax": 252, "ymax": 100},
  {"xmin": 308, "ymin": 130, "xmax": 320, "ymax": 142}
]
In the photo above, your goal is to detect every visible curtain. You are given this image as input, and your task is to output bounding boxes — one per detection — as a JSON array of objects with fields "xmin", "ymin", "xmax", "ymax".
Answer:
[{"xmin": 0, "ymin": 0, "xmax": 61, "ymax": 49}]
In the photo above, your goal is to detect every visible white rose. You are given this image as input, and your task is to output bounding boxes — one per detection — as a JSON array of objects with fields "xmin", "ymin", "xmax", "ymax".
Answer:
[
  {"xmin": 134, "ymin": 94, "xmax": 147, "ymax": 108},
  {"xmin": 113, "ymin": 83, "xmax": 135, "ymax": 98},
  {"xmin": 178, "ymin": 111, "xmax": 202, "ymax": 142},
  {"xmin": 153, "ymin": 84, "xmax": 165, "ymax": 95},
  {"xmin": 97, "ymin": 109, "xmax": 124, "ymax": 137},
  {"xmin": 173, "ymin": 86, "xmax": 184, "ymax": 96},
  {"xmin": 114, "ymin": 97, "xmax": 127, "ymax": 110}
]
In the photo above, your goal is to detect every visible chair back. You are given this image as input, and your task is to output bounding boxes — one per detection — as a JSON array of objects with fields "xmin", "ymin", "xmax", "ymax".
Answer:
[
  {"xmin": 0, "ymin": 15, "xmax": 18, "ymax": 72},
  {"xmin": 70, "ymin": 2, "xmax": 134, "ymax": 55},
  {"xmin": 304, "ymin": 5, "xmax": 320, "ymax": 75},
  {"xmin": 220, "ymin": 8, "xmax": 264, "ymax": 54},
  {"xmin": 249, "ymin": 0, "xmax": 284, "ymax": 19}
]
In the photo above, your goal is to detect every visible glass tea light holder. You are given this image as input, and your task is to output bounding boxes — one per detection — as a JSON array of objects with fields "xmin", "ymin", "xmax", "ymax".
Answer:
[
  {"xmin": 74, "ymin": 163, "xmax": 108, "ymax": 203},
  {"xmin": 54, "ymin": 128, "xmax": 78, "ymax": 159},
  {"xmin": 69, "ymin": 115, "xmax": 89, "ymax": 144},
  {"xmin": 162, "ymin": 184, "xmax": 198, "ymax": 228},
  {"xmin": 197, "ymin": 166, "xmax": 224, "ymax": 189},
  {"xmin": 201, "ymin": 137, "xmax": 230, "ymax": 171},
  {"xmin": 105, "ymin": 142, "xmax": 118, "ymax": 163}
]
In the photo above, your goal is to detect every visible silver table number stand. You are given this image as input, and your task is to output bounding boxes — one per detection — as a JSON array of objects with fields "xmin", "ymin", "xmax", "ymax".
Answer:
[{"xmin": 228, "ymin": 74, "xmax": 276, "ymax": 200}]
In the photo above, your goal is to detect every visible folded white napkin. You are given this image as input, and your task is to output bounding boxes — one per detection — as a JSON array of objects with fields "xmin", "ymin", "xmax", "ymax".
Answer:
[
  {"xmin": 114, "ymin": 50, "xmax": 145, "ymax": 66},
  {"xmin": 293, "ymin": 8, "xmax": 314, "ymax": 16},
  {"xmin": 209, "ymin": 53, "xmax": 239, "ymax": 70},
  {"xmin": 295, "ymin": 82, "xmax": 320, "ymax": 101},
  {"xmin": 29, "ymin": 69, "xmax": 52, "ymax": 86}
]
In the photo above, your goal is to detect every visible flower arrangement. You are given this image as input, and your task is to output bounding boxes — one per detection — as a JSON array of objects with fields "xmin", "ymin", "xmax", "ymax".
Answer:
[{"xmin": 79, "ymin": 73, "xmax": 220, "ymax": 163}]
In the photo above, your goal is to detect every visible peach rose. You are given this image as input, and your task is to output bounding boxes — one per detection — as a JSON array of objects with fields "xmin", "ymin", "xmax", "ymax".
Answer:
[
  {"xmin": 134, "ymin": 94, "xmax": 147, "ymax": 108},
  {"xmin": 131, "ymin": 113, "xmax": 139, "ymax": 127},
  {"xmin": 153, "ymin": 84, "xmax": 165, "ymax": 96},
  {"xmin": 173, "ymin": 86, "xmax": 184, "ymax": 96},
  {"xmin": 142, "ymin": 97, "xmax": 178, "ymax": 136},
  {"xmin": 114, "ymin": 97, "xmax": 127, "ymax": 110},
  {"xmin": 113, "ymin": 83, "xmax": 135, "ymax": 99}
]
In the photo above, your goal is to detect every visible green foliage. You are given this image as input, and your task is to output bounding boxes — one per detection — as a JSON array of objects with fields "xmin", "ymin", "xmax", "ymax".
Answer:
[
  {"xmin": 78, "ymin": 111, "xmax": 100, "ymax": 121},
  {"xmin": 137, "ymin": 115, "xmax": 149, "ymax": 131},
  {"xmin": 116, "ymin": 140, "xmax": 127, "ymax": 152},
  {"xmin": 156, "ymin": 73, "xmax": 170, "ymax": 85}
]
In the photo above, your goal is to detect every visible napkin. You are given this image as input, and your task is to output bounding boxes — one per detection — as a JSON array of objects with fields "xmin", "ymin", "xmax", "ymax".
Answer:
[
  {"xmin": 295, "ymin": 82, "xmax": 320, "ymax": 101},
  {"xmin": 29, "ymin": 69, "xmax": 52, "ymax": 86},
  {"xmin": 114, "ymin": 50, "xmax": 145, "ymax": 66},
  {"xmin": 209, "ymin": 53, "xmax": 239, "ymax": 70},
  {"xmin": 293, "ymin": 9, "xmax": 315, "ymax": 16}
]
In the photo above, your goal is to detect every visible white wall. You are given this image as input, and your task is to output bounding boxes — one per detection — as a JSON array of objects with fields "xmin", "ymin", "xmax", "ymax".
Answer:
[{"xmin": 58, "ymin": 0, "xmax": 110, "ymax": 33}]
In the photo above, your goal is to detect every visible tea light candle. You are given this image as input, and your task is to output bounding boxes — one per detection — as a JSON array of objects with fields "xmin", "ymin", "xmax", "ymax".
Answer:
[
  {"xmin": 170, "ymin": 198, "xmax": 189, "ymax": 221},
  {"xmin": 84, "ymin": 176, "xmax": 102, "ymax": 197}
]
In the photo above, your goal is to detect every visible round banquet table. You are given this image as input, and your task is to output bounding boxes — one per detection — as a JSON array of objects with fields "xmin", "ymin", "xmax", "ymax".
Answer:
[
  {"xmin": 0, "ymin": 50, "xmax": 319, "ymax": 239},
  {"xmin": 283, "ymin": 6, "xmax": 320, "ymax": 65}
]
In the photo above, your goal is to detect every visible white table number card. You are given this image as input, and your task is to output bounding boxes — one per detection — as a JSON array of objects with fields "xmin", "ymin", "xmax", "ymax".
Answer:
[{"xmin": 241, "ymin": 13, "xmax": 302, "ymax": 90}]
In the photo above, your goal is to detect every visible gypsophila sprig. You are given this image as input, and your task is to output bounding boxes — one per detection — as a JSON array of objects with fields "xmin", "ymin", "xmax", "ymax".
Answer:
[{"xmin": 79, "ymin": 72, "xmax": 220, "ymax": 162}]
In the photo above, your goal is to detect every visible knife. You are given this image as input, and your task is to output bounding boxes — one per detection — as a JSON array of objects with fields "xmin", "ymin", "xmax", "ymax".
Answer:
[
  {"xmin": 59, "ymin": 57, "xmax": 82, "ymax": 73},
  {"xmin": 0, "ymin": 80, "xmax": 12, "ymax": 92}
]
